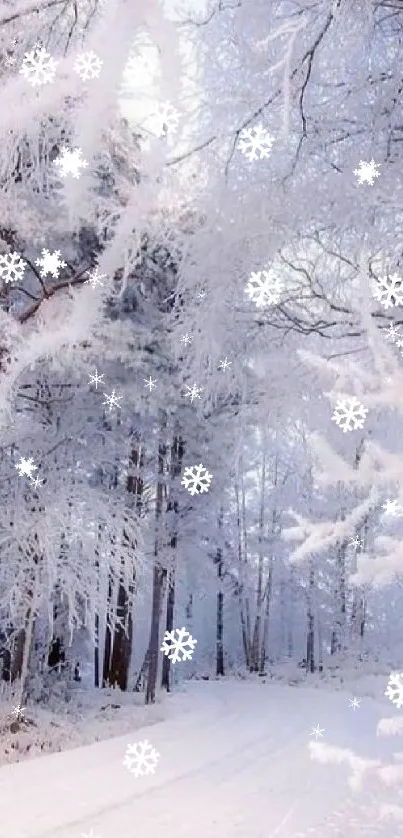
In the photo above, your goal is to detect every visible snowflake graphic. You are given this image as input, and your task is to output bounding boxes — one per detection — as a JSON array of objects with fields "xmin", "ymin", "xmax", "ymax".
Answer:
[
  {"xmin": 35, "ymin": 249, "xmax": 66, "ymax": 279},
  {"xmin": 88, "ymin": 369, "xmax": 104, "ymax": 389},
  {"xmin": 245, "ymin": 269, "xmax": 283, "ymax": 307},
  {"xmin": 102, "ymin": 390, "xmax": 123, "ymax": 411},
  {"xmin": 184, "ymin": 383, "xmax": 203, "ymax": 402},
  {"xmin": 147, "ymin": 101, "xmax": 180, "ymax": 137},
  {"xmin": 0, "ymin": 252, "xmax": 26, "ymax": 284},
  {"xmin": 15, "ymin": 457, "xmax": 37, "ymax": 479},
  {"xmin": 160, "ymin": 627, "xmax": 197, "ymax": 663},
  {"xmin": 144, "ymin": 376, "xmax": 157, "ymax": 391},
  {"xmin": 349, "ymin": 536, "xmax": 362, "ymax": 549},
  {"xmin": 353, "ymin": 159, "xmax": 380, "ymax": 185},
  {"xmin": 310, "ymin": 725, "xmax": 325, "ymax": 740},
  {"xmin": 219, "ymin": 357, "xmax": 231, "ymax": 371},
  {"xmin": 238, "ymin": 124, "xmax": 275, "ymax": 161},
  {"xmin": 181, "ymin": 463, "xmax": 213, "ymax": 496},
  {"xmin": 181, "ymin": 333, "xmax": 192, "ymax": 345},
  {"xmin": 382, "ymin": 498, "xmax": 403, "ymax": 517},
  {"xmin": 331, "ymin": 397, "xmax": 368, "ymax": 433},
  {"xmin": 19, "ymin": 47, "xmax": 58, "ymax": 86},
  {"xmin": 348, "ymin": 697, "xmax": 361, "ymax": 710},
  {"xmin": 73, "ymin": 50, "xmax": 103, "ymax": 81},
  {"xmin": 86, "ymin": 267, "xmax": 106, "ymax": 288},
  {"xmin": 385, "ymin": 672, "xmax": 403, "ymax": 708},
  {"xmin": 54, "ymin": 147, "xmax": 88, "ymax": 179},
  {"xmin": 123, "ymin": 740, "xmax": 160, "ymax": 777},
  {"xmin": 384, "ymin": 323, "xmax": 402, "ymax": 343},
  {"xmin": 372, "ymin": 273, "xmax": 403, "ymax": 309}
]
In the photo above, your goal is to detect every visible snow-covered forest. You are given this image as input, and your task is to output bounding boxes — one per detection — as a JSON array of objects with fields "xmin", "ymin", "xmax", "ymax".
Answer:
[{"xmin": 3, "ymin": 0, "xmax": 403, "ymax": 834}]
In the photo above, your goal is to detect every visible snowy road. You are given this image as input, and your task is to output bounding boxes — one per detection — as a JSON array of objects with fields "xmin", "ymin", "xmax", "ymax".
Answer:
[{"xmin": 0, "ymin": 679, "xmax": 396, "ymax": 838}]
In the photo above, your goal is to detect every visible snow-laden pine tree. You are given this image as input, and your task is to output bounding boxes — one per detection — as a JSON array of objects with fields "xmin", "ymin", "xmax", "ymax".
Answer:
[{"xmin": 281, "ymin": 259, "xmax": 403, "ymax": 831}]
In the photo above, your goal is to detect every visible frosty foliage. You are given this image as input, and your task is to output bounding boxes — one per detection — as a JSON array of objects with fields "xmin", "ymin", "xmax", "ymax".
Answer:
[{"xmin": 0, "ymin": 0, "xmax": 403, "ymax": 756}]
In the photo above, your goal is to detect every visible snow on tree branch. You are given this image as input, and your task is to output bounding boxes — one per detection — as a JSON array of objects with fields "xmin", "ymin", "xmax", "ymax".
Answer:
[{"xmin": 283, "ymin": 489, "xmax": 379, "ymax": 564}]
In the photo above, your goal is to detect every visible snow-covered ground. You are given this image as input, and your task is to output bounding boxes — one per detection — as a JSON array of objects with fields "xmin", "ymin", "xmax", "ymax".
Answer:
[{"xmin": 0, "ymin": 675, "xmax": 401, "ymax": 838}]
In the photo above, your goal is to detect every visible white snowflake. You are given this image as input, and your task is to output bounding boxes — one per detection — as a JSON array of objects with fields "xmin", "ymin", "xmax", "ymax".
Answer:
[
  {"xmin": 123, "ymin": 740, "xmax": 160, "ymax": 777},
  {"xmin": 15, "ymin": 457, "xmax": 37, "ymax": 479},
  {"xmin": 385, "ymin": 672, "xmax": 403, "ymax": 708},
  {"xmin": 331, "ymin": 397, "xmax": 368, "ymax": 433},
  {"xmin": 353, "ymin": 159, "xmax": 380, "ymax": 185},
  {"xmin": 219, "ymin": 357, "xmax": 232, "ymax": 371},
  {"xmin": 349, "ymin": 536, "xmax": 362, "ymax": 549},
  {"xmin": 348, "ymin": 697, "xmax": 361, "ymax": 710},
  {"xmin": 310, "ymin": 725, "xmax": 325, "ymax": 740},
  {"xmin": 372, "ymin": 273, "xmax": 403, "ymax": 309},
  {"xmin": 181, "ymin": 333, "xmax": 192, "ymax": 345},
  {"xmin": 86, "ymin": 267, "xmax": 106, "ymax": 288},
  {"xmin": 181, "ymin": 463, "xmax": 213, "ymax": 496},
  {"xmin": 88, "ymin": 369, "xmax": 105, "ymax": 389},
  {"xmin": 73, "ymin": 50, "xmax": 103, "ymax": 81},
  {"xmin": 238, "ymin": 124, "xmax": 275, "ymax": 161},
  {"xmin": 54, "ymin": 146, "xmax": 88, "ymax": 179},
  {"xmin": 0, "ymin": 252, "xmax": 26, "ymax": 284},
  {"xmin": 160, "ymin": 627, "xmax": 197, "ymax": 663},
  {"xmin": 144, "ymin": 376, "xmax": 157, "ymax": 391},
  {"xmin": 19, "ymin": 47, "xmax": 58, "ymax": 86},
  {"xmin": 102, "ymin": 390, "xmax": 123, "ymax": 411},
  {"xmin": 35, "ymin": 249, "xmax": 66, "ymax": 279},
  {"xmin": 184, "ymin": 383, "xmax": 203, "ymax": 402},
  {"xmin": 245, "ymin": 269, "xmax": 283, "ymax": 307},
  {"xmin": 147, "ymin": 101, "xmax": 180, "ymax": 137},
  {"xmin": 384, "ymin": 323, "xmax": 402, "ymax": 343},
  {"xmin": 382, "ymin": 498, "xmax": 403, "ymax": 517}
]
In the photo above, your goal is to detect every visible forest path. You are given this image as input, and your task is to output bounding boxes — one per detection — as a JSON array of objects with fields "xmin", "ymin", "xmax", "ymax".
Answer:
[{"xmin": 0, "ymin": 678, "xmax": 396, "ymax": 838}]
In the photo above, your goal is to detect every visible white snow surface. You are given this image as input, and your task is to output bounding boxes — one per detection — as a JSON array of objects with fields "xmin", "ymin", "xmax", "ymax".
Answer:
[{"xmin": 0, "ymin": 678, "xmax": 399, "ymax": 838}]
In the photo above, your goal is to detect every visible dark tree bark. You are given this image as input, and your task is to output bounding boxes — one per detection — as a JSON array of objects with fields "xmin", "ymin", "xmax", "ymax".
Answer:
[
  {"xmin": 306, "ymin": 562, "xmax": 316, "ymax": 673},
  {"xmin": 215, "ymin": 510, "xmax": 225, "ymax": 677},
  {"xmin": 102, "ymin": 583, "xmax": 113, "ymax": 687},
  {"xmin": 161, "ymin": 567, "xmax": 175, "ymax": 691},
  {"xmin": 216, "ymin": 555, "xmax": 224, "ymax": 677},
  {"xmin": 94, "ymin": 612, "xmax": 100, "ymax": 688},
  {"xmin": 146, "ymin": 564, "xmax": 166, "ymax": 704},
  {"xmin": 161, "ymin": 433, "xmax": 185, "ymax": 692},
  {"xmin": 108, "ymin": 440, "xmax": 144, "ymax": 690},
  {"xmin": 10, "ymin": 629, "xmax": 25, "ymax": 682},
  {"xmin": 145, "ymin": 414, "xmax": 168, "ymax": 704}
]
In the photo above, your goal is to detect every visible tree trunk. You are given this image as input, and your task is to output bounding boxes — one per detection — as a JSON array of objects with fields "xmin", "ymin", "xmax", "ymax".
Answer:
[
  {"xmin": 216, "ymin": 517, "xmax": 225, "ymax": 676},
  {"xmin": 250, "ymin": 450, "xmax": 266, "ymax": 672},
  {"xmin": 10, "ymin": 629, "xmax": 25, "ymax": 682},
  {"xmin": 287, "ymin": 566, "xmax": 295, "ymax": 658},
  {"xmin": 94, "ymin": 612, "xmax": 100, "ymax": 688},
  {"xmin": 235, "ymin": 477, "xmax": 251, "ymax": 668},
  {"xmin": 306, "ymin": 561, "xmax": 315, "ymax": 673},
  {"xmin": 161, "ymin": 566, "xmax": 175, "ymax": 690},
  {"xmin": 108, "ymin": 575, "xmax": 131, "ymax": 690},
  {"xmin": 145, "ymin": 414, "xmax": 167, "ymax": 704},
  {"xmin": 259, "ymin": 558, "xmax": 273, "ymax": 673},
  {"xmin": 102, "ymin": 576, "xmax": 113, "ymax": 687},
  {"xmin": 161, "ymin": 433, "xmax": 184, "ymax": 692},
  {"xmin": 146, "ymin": 564, "xmax": 166, "ymax": 704}
]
